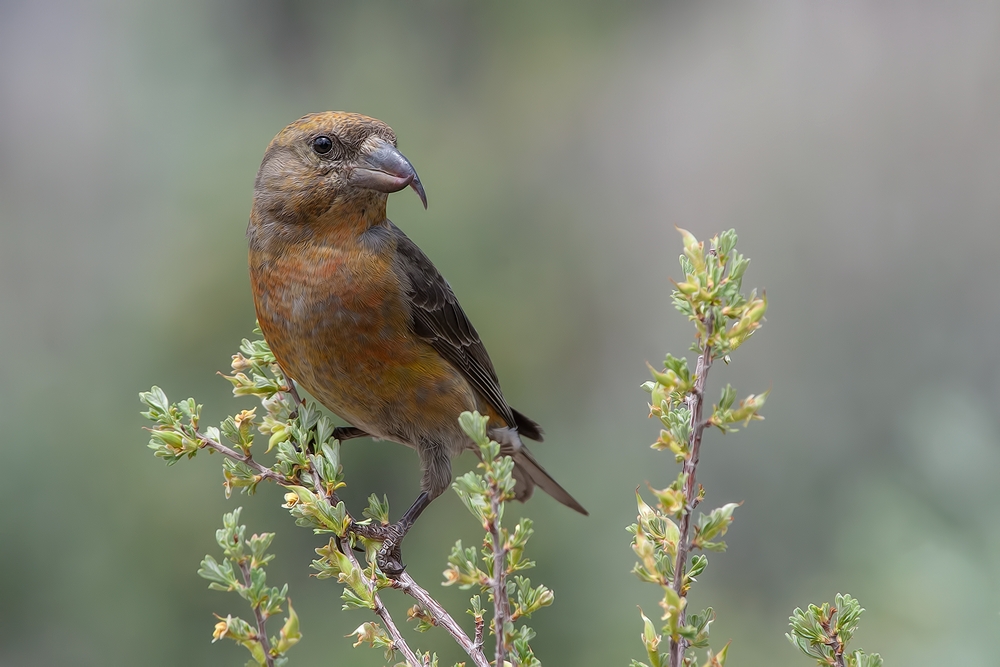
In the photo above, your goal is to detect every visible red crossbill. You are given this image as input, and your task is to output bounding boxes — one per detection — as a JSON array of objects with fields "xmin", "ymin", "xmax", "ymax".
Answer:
[{"xmin": 247, "ymin": 112, "xmax": 586, "ymax": 574}]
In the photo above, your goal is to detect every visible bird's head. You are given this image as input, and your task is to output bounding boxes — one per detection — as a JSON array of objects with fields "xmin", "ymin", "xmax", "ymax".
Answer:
[{"xmin": 251, "ymin": 112, "xmax": 426, "ymax": 229}]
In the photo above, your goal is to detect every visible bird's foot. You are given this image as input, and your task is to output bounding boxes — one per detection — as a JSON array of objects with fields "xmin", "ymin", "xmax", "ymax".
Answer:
[{"xmin": 349, "ymin": 521, "xmax": 407, "ymax": 577}]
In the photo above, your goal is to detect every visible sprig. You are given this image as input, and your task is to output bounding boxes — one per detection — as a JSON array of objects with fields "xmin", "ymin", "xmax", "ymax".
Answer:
[
  {"xmin": 787, "ymin": 594, "xmax": 882, "ymax": 667},
  {"xmin": 443, "ymin": 411, "xmax": 552, "ymax": 667},
  {"xmin": 199, "ymin": 508, "xmax": 300, "ymax": 667},
  {"xmin": 631, "ymin": 229, "xmax": 766, "ymax": 667},
  {"xmin": 141, "ymin": 329, "xmax": 494, "ymax": 667}
]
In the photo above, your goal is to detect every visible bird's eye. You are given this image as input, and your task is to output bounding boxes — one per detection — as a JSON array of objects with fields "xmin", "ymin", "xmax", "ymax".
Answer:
[{"xmin": 312, "ymin": 136, "xmax": 334, "ymax": 155}]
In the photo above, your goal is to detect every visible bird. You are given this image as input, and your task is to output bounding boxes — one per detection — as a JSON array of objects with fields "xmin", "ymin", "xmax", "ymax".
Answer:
[{"xmin": 247, "ymin": 111, "xmax": 587, "ymax": 575}]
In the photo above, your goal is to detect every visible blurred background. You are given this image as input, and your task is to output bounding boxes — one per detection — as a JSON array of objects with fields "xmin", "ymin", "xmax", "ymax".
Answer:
[{"xmin": 2, "ymin": 1, "xmax": 999, "ymax": 665}]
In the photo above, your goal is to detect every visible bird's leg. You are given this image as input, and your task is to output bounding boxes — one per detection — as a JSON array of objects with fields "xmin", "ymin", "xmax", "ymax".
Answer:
[
  {"xmin": 351, "ymin": 491, "xmax": 432, "ymax": 577},
  {"xmin": 351, "ymin": 441, "xmax": 447, "ymax": 575},
  {"xmin": 332, "ymin": 426, "xmax": 369, "ymax": 442}
]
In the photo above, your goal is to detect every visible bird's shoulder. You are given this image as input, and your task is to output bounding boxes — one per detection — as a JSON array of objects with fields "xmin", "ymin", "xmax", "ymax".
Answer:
[{"xmin": 385, "ymin": 223, "xmax": 460, "ymax": 314}]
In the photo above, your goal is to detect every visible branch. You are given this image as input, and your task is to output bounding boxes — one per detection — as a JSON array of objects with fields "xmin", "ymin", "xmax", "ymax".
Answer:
[
  {"xmin": 196, "ymin": 431, "xmax": 290, "ymax": 485},
  {"xmin": 144, "ymin": 374, "xmax": 510, "ymax": 667},
  {"xmin": 203, "ymin": 424, "xmax": 486, "ymax": 667},
  {"xmin": 308, "ymin": 472, "xmax": 420, "ymax": 667},
  {"xmin": 669, "ymin": 313, "xmax": 714, "ymax": 667},
  {"xmin": 819, "ymin": 611, "xmax": 847, "ymax": 667},
  {"xmin": 238, "ymin": 560, "xmax": 275, "ymax": 667},
  {"xmin": 488, "ymin": 485, "xmax": 509, "ymax": 665},
  {"xmin": 284, "ymin": 382, "xmax": 304, "ymax": 409},
  {"xmin": 394, "ymin": 573, "xmax": 491, "ymax": 667},
  {"xmin": 473, "ymin": 611, "xmax": 485, "ymax": 653},
  {"xmin": 340, "ymin": 543, "xmax": 422, "ymax": 667}
]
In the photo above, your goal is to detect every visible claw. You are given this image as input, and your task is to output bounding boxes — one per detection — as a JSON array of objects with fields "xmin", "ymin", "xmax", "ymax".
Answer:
[
  {"xmin": 347, "ymin": 490, "xmax": 430, "ymax": 579},
  {"xmin": 376, "ymin": 541, "xmax": 406, "ymax": 576},
  {"xmin": 350, "ymin": 521, "xmax": 408, "ymax": 577},
  {"xmin": 377, "ymin": 525, "xmax": 406, "ymax": 575}
]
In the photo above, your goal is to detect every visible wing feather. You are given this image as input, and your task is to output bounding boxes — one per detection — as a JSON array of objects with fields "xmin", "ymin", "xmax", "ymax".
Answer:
[{"xmin": 390, "ymin": 223, "xmax": 531, "ymax": 435}]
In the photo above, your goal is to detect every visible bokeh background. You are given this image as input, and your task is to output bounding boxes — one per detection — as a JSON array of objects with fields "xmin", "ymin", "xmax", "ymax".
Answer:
[{"xmin": 2, "ymin": 1, "xmax": 1000, "ymax": 665}]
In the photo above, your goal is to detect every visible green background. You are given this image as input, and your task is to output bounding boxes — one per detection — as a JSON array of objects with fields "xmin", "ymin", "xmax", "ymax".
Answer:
[{"xmin": 2, "ymin": 1, "xmax": 998, "ymax": 665}]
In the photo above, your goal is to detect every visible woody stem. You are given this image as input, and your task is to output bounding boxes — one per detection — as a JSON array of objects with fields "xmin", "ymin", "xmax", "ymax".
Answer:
[
  {"xmin": 199, "ymin": 423, "xmax": 487, "ymax": 667},
  {"xmin": 307, "ymin": 472, "xmax": 420, "ymax": 667},
  {"xmin": 820, "ymin": 611, "xmax": 847, "ymax": 667},
  {"xmin": 394, "ymin": 574, "xmax": 491, "ymax": 667},
  {"xmin": 489, "ymin": 486, "xmax": 510, "ymax": 666},
  {"xmin": 669, "ymin": 314, "xmax": 714, "ymax": 667},
  {"xmin": 238, "ymin": 559, "xmax": 275, "ymax": 667},
  {"xmin": 195, "ymin": 431, "xmax": 290, "ymax": 485},
  {"xmin": 350, "ymin": 546, "xmax": 421, "ymax": 667}
]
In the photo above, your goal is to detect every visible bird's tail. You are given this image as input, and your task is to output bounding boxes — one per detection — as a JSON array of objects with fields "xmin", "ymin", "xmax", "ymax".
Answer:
[
  {"xmin": 511, "ymin": 445, "xmax": 588, "ymax": 516},
  {"xmin": 511, "ymin": 407, "xmax": 544, "ymax": 441}
]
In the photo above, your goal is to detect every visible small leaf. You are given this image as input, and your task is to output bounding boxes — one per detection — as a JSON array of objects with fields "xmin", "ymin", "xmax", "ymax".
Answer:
[{"xmin": 638, "ymin": 608, "xmax": 663, "ymax": 667}]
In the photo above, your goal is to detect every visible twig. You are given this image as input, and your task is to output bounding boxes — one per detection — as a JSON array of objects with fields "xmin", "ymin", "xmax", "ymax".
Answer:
[
  {"xmin": 308, "ymin": 469, "xmax": 420, "ymax": 667},
  {"xmin": 344, "ymin": 543, "xmax": 421, "ymax": 667},
  {"xmin": 488, "ymin": 489, "xmax": 509, "ymax": 665},
  {"xmin": 394, "ymin": 573, "xmax": 491, "ymax": 667},
  {"xmin": 195, "ymin": 432, "xmax": 290, "ymax": 485},
  {"xmin": 283, "ymin": 382, "xmax": 304, "ymax": 408},
  {"xmin": 669, "ymin": 313, "xmax": 714, "ymax": 667},
  {"xmin": 373, "ymin": 591, "xmax": 420, "ymax": 666},
  {"xmin": 473, "ymin": 612, "xmax": 485, "ymax": 653},
  {"xmin": 238, "ymin": 559, "xmax": 276, "ymax": 667},
  {"xmin": 193, "ymin": 415, "xmax": 486, "ymax": 667},
  {"xmin": 820, "ymin": 609, "xmax": 847, "ymax": 667}
]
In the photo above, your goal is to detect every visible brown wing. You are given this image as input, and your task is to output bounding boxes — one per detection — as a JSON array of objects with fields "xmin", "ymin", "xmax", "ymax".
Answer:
[{"xmin": 389, "ymin": 223, "xmax": 542, "ymax": 440}]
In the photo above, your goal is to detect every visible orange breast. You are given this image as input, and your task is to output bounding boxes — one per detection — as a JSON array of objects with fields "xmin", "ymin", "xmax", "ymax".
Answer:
[{"xmin": 249, "ymin": 239, "xmax": 475, "ymax": 440}]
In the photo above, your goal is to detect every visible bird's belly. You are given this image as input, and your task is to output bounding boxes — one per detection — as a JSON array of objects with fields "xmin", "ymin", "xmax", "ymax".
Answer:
[{"xmin": 251, "ymin": 249, "xmax": 476, "ymax": 442}]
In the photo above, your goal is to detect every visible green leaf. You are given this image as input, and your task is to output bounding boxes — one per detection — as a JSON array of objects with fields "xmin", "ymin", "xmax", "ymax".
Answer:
[
  {"xmin": 716, "ymin": 229, "xmax": 737, "ymax": 257},
  {"xmin": 443, "ymin": 541, "xmax": 486, "ymax": 589},
  {"xmin": 281, "ymin": 485, "xmax": 347, "ymax": 534},
  {"xmin": 222, "ymin": 459, "xmax": 262, "ymax": 498},
  {"xmin": 201, "ymin": 509, "xmax": 298, "ymax": 664},
  {"xmin": 693, "ymin": 503, "xmax": 740, "ymax": 550},
  {"xmin": 678, "ymin": 227, "xmax": 706, "ymax": 275},
  {"xmin": 198, "ymin": 554, "xmax": 239, "ymax": 591},
  {"xmin": 511, "ymin": 576, "xmax": 553, "ymax": 618},
  {"xmin": 638, "ymin": 608, "xmax": 663, "ymax": 667},
  {"xmin": 787, "ymin": 595, "xmax": 877, "ymax": 665},
  {"xmin": 700, "ymin": 640, "xmax": 730, "ymax": 667},
  {"xmin": 362, "ymin": 494, "xmax": 391, "ymax": 525},
  {"xmin": 834, "ymin": 593, "xmax": 863, "ymax": 643},
  {"xmin": 458, "ymin": 410, "xmax": 489, "ymax": 446},
  {"xmin": 848, "ymin": 651, "xmax": 883, "ymax": 667},
  {"xmin": 686, "ymin": 554, "xmax": 708, "ymax": 582},
  {"xmin": 139, "ymin": 386, "xmax": 171, "ymax": 422},
  {"xmin": 273, "ymin": 600, "xmax": 301, "ymax": 654},
  {"xmin": 717, "ymin": 384, "xmax": 736, "ymax": 412},
  {"xmin": 247, "ymin": 532, "xmax": 275, "ymax": 568},
  {"xmin": 348, "ymin": 621, "xmax": 394, "ymax": 658},
  {"xmin": 649, "ymin": 475, "xmax": 687, "ymax": 517},
  {"xmin": 661, "ymin": 586, "xmax": 684, "ymax": 638}
]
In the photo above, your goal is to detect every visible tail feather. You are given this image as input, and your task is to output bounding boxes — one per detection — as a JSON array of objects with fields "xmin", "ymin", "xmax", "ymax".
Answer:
[
  {"xmin": 511, "ymin": 408, "xmax": 544, "ymax": 441},
  {"xmin": 511, "ymin": 446, "xmax": 588, "ymax": 516}
]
